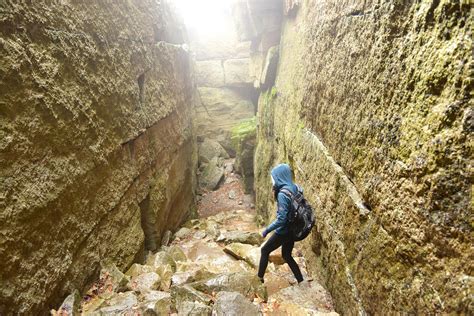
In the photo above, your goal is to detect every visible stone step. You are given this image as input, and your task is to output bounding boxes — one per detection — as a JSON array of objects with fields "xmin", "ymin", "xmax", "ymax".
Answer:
[{"xmin": 55, "ymin": 208, "xmax": 337, "ymax": 315}]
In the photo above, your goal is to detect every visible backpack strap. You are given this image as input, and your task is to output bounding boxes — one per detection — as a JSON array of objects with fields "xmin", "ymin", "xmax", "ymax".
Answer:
[
  {"xmin": 280, "ymin": 188, "xmax": 304, "ymax": 205},
  {"xmin": 280, "ymin": 188, "xmax": 294, "ymax": 199}
]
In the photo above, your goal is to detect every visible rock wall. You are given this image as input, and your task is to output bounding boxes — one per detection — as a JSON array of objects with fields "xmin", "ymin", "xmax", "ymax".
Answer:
[
  {"xmin": 232, "ymin": 0, "xmax": 283, "ymax": 90},
  {"xmin": 254, "ymin": 0, "xmax": 473, "ymax": 314},
  {"xmin": 190, "ymin": 14, "xmax": 257, "ymax": 193},
  {"xmin": 192, "ymin": 24, "xmax": 255, "ymax": 144},
  {"xmin": 0, "ymin": 1, "xmax": 196, "ymax": 314}
]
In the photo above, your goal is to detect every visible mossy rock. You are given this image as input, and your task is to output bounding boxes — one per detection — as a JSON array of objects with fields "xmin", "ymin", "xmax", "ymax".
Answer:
[{"xmin": 231, "ymin": 117, "xmax": 257, "ymax": 147}]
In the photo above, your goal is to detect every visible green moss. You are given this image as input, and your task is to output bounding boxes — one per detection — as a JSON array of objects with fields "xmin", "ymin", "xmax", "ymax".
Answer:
[
  {"xmin": 270, "ymin": 86, "xmax": 278, "ymax": 99},
  {"xmin": 231, "ymin": 116, "xmax": 257, "ymax": 144}
]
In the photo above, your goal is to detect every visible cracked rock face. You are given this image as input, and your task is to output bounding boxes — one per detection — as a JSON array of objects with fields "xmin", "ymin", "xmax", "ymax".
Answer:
[
  {"xmin": 254, "ymin": 0, "xmax": 473, "ymax": 314},
  {"xmin": 190, "ymin": 8, "xmax": 256, "ymax": 194},
  {"xmin": 0, "ymin": 0, "xmax": 197, "ymax": 314}
]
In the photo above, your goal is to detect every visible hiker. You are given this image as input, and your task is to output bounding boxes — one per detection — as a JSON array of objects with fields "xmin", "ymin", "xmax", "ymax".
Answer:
[{"xmin": 258, "ymin": 163, "xmax": 304, "ymax": 284}]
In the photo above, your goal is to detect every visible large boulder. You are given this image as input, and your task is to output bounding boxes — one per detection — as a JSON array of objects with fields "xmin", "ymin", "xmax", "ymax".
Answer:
[
  {"xmin": 223, "ymin": 58, "xmax": 252, "ymax": 87},
  {"xmin": 199, "ymin": 139, "xmax": 229, "ymax": 164},
  {"xmin": 223, "ymin": 242, "xmax": 260, "ymax": 268},
  {"xmin": 192, "ymin": 272, "xmax": 267, "ymax": 300},
  {"xmin": 232, "ymin": 118, "xmax": 257, "ymax": 193},
  {"xmin": 178, "ymin": 240, "xmax": 249, "ymax": 274},
  {"xmin": 213, "ymin": 291, "xmax": 260, "ymax": 316},
  {"xmin": 195, "ymin": 60, "xmax": 225, "ymax": 87},
  {"xmin": 216, "ymin": 133, "xmax": 237, "ymax": 158},
  {"xmin": 198, "ymin": 157, "xmax": 225, "ymax": 191},
  {"xmin": 197, "ymin": 87, "xmax": 254, "ymax": 117}
]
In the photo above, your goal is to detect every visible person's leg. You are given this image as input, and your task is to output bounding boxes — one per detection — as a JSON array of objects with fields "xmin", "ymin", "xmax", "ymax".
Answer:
[
  {"xmin": 258, "ymin": 233, "xmax": 283, "ymax": 280},
  {"xmin": 281, "ymin": 236, "xmax": 304, "ymax": 283}
]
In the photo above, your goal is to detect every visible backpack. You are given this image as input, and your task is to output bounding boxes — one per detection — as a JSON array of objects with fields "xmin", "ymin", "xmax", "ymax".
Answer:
[{"xmin": 280, "ymin": 186, "xmax": 316, "ymax": 241}]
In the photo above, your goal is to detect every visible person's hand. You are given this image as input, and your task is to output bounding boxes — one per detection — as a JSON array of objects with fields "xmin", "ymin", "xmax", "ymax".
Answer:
[{"xmin": 261, "ymin": 229, "xmax": 268, "ymax": 238}]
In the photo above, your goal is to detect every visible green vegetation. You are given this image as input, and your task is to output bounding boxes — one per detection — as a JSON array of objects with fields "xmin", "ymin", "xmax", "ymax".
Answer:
[
  {"xmin": 231, "ymin": 116, "xmax": 257, "ymax": 144},
  {"xmin": 270, "ymin": 86, "xmax": 278, "ymax": 99}
]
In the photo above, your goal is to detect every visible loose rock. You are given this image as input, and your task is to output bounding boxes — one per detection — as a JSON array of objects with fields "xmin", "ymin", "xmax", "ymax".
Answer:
[
  {"xmin": 199, "ymin": 157, "xmax": 225, "ymax": 191},
  {"xmin": 139, "ymin": 291, "xmax": 172, "ymax": 315},
  {"xmin": 177, "ymin": 300, "xmax": 212, "ymax": 316},
  {"xmin": 128, "ymin": 272, "xmax": 161, "ymax": 293},
  {"xmin": 171, "ymin": 284, "xmax": 212, "ymax": 308},
  {"xmin": 228, "ymin": 190, "xmax": 237, "ymax": 199},
  {"xmin": 271, "ymin": 281, "xmax": 336, "ymax": 314},
  {"xmin": 192, "ymin": 272, "xmax": 267, "ymax": 301},
  {"xmin": 167, "ymin": 245, "xmax": 188, "ymax": 262},
  {"xmin": 156, "ymin": 264, "xmax": 174, "ymax": 291},
  {"xmin": 223, "ymin": 242, "xmax": 260, "ymax": 268},
  {"xmin": 216, "ymin": 231, "xmax": 263, "ymax": 245},
  {"xmin": 125, "ymin": 264, "xmax": 155, "ymax": 278},
  {"xmin": 93, "ymin": 291, "xmax": 138, "ymax": 315},
  {"xmin": 194, "ymin": 231, "xmax": 207, "ymax": 239},
  {"xmin": 199, "ymin": 139, "xmax": 229, "ymax": 164},
  {"xmin": 99, "ymin": 260, "xmax": 130, "ymax": 293},
  {"xmin": 213, "ymin": 291, "xmax": 260, "ymax": 316},
  {"xmin": 174, "ymin": 227, "xmax": 192, "ymax": 240},
  {"xmin": 161, "ymin": 230, "xmax": 173, "ymax": 247},
  {"xmin": 53, "ymin": 290, "xmax": 81, "ymax": 316},
  {"xmin": 147, "ymin": 251, "xmax": 177, "ymax": 272}
]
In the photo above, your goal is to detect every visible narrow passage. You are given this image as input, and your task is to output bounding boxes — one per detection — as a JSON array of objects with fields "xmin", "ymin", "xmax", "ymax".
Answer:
[{"xmin": 55, "ymin": 161, "xmax": 337, "ymax": 315}]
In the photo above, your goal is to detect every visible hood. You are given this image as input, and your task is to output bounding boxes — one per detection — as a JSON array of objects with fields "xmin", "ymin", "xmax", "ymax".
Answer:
[{"xmin": 271, "ymin": 163, "xmax": 294, "ymax": 191}]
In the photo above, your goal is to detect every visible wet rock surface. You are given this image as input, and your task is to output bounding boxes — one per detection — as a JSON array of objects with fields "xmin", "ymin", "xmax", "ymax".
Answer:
[{"xmin": 55, "ymin": 174, "xmax": 336, "ymax": 315}]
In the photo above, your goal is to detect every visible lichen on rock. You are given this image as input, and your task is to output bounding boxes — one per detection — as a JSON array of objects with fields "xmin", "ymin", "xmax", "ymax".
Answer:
[
  {"xmin": 0, "ymin": 0, "xmax": 197, "ymax": 313},
  {"xmin": 253, "ymin": 0, "xmax": 473, "ymax": 314}
]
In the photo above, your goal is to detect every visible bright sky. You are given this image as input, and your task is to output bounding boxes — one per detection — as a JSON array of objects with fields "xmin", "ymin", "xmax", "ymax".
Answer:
[{"xmin": 172, "ymin": 0, "xmax": 235, "ymax": 39}]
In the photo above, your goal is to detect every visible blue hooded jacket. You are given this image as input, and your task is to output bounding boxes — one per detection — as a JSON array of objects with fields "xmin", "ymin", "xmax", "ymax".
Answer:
[{"xmin": 264, "ymin": 163, "xmax": 298, "ymax": 235}]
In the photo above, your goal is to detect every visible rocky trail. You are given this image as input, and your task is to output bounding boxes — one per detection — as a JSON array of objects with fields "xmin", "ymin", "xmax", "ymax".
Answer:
[{"xmin": 53, "ymin": 167, "xmax": 337, "ymax": 315}]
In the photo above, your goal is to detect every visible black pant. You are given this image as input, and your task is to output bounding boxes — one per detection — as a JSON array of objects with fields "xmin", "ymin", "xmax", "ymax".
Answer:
[{"xmin": 258, "ymin": 233, "xmax": 303, "ymax": 283}]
